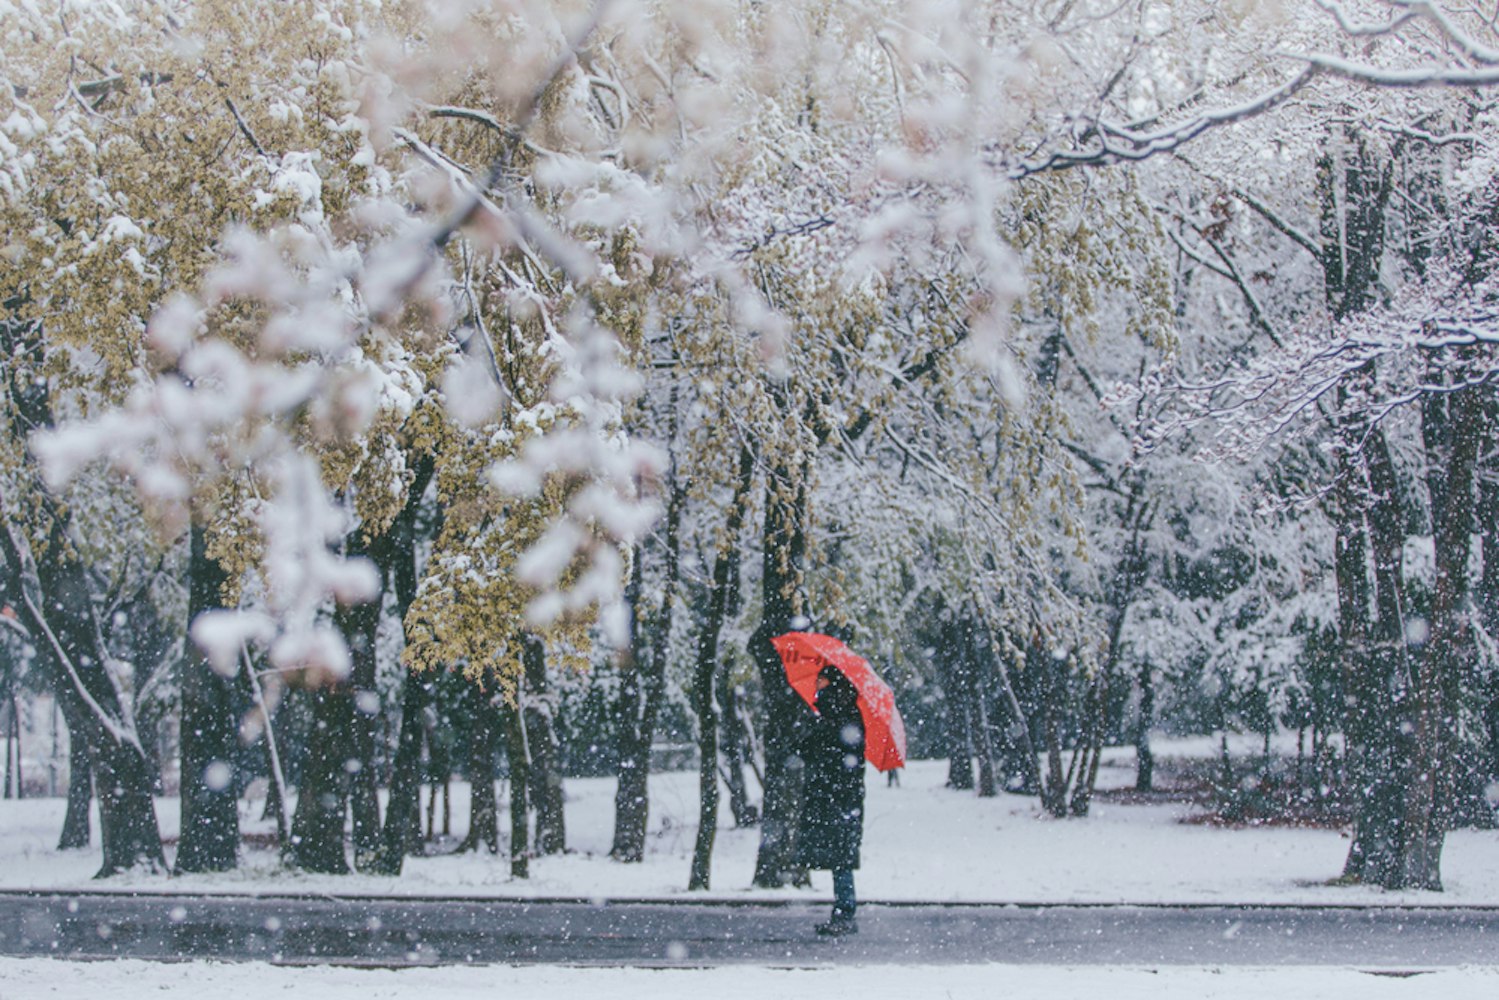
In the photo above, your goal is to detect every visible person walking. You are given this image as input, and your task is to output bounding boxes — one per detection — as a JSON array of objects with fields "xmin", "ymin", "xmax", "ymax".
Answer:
[{"xmin": 796, "ymin": 665, "xmax": 866, "ymax": 937}]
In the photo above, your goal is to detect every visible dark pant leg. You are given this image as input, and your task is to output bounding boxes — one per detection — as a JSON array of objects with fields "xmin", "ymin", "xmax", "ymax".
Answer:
[{"xmin": 832, "ymin": 867, "xmax": 856, "ymax": 920}]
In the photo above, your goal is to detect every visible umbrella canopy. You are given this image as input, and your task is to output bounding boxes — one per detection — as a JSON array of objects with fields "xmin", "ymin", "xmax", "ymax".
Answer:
[{"xmin": 771, "ymin": 631, "xmax": 907, "ymax": 772}]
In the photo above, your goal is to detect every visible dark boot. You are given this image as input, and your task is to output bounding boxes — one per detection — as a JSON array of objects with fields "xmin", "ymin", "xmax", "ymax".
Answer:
[{"xmin": 816, "ymin": 913, "xmax": 858, "ymax": 937}]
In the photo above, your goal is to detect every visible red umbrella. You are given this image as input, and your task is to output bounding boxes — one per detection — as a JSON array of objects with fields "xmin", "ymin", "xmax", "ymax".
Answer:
[{"xmin": 771, "ymin": 631, "xmax": 907, "ymax": 772}]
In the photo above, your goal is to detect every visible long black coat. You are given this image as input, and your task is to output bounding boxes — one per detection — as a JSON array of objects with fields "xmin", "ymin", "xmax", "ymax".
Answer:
[{"xmin": 794, "ymin": 679, "xmax": 866, "ymax": 871}]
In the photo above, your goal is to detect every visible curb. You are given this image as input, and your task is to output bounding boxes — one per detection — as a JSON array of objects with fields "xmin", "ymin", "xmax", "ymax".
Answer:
[{"xmin": 2, "ymin": 888, "xmax": 1498, "ymax": 912}]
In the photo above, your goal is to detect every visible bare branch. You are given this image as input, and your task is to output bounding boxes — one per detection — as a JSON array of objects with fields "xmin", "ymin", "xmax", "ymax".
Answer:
[
  {"xmin": 1165, "ymin": 224, "xmax": 1235, "ymax": 281},
  {"xmin": 1011, "ymin": 66, "xmax": 1319, "ymax": 178},
  {"xmin": 224, "ymin": 96, "xmax": 270, "ymax": 159},
  {"xmin": 731, "ymin": 215, "xmax": 835, "ymax": 260},
  {"xmin": 1295, "ymin": 51, "xmax": 1499, "ymax": 87},
  {"xmin": 1226, "ymin": 186, "xmax": 1322, "ymax": 260},
  {"xmin": 1201, "ymin": 233, "xmax": 1288, "ymax": 349},
  {"xmin": 365, "ymin": 1, "xmax": 610, "ymax": 323},
  {"xmin": 1312, "ymin": 0, "xmax": 1419, "ymax": 37},
  {"xmin": 1373, "ymin": 118, "xmax": 1481, "ymax": 145},
  {"xmin": 1388, "ymin": 0, "xmax": 1499, "ymax": 64}
]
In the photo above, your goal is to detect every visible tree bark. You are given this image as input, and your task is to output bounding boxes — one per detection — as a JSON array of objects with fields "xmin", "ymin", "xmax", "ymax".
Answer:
[
  {"xmin": 750, "ymin": 445, "xmax": 815, "ymax": 888},
  {"xmin": 1334, "ymin": 449, "xmax": 1404, "ymax": 883},
  {"xmin": 1314, "ymin": 132, "xmax": 1413, "ymax": 888},
  {"xmin": 1399, "ymin": 376, "xmax": 1485, "ymax": 888},
  {"xmin": 1475, "ymin": 398, "xmax": 1499, "ymax": 810},
  {"xmin": 523, "ymin": 635, "xmax": 565, "ymax": 856},
  {"xmin": 941, "ymin": 618, "xmax": 975, "ymax": 791},
  {"xmin": 1135, "ymin": 660, "xmax": 1156, "ymax": 793},
  {"xmin": 3, "ymin": 695, "xmax": 15, "ymax": 800},
  {"xmin": 610, "ymin": 472, "xmax": 683, "ymax": 861},
  {"xmin": 609, "ymin": 556, "xmax": 651, "ymax": 862},
  {"xmin": 1041, "ymin": 661, "xmax": 1070, "ymax": 816},
  {"xmin": 717, "ymin": 668, "xmax": 758, "ymax": 826},
  {"xmin": 339, "ymin": 588, "xmax": 383, "ymax": 873},
  {"xmin": 175, "ymin": 524, "xmax": 240, "ymax": 873},
  {"xmin": 288, "ymin": 684, "xmax": 353, "ymax": 874},
  {"xmin": 971, "ymin": 613, "xmax": 1044, "ymax": 797},
  {"xmin": 426, "ymin": 715, "xmax": 453, "ymax": 841},
  {"xmin": 370, "ymin": 671, "xmax": 431, "ymax": 873},
  {"xmin": 958, "ymin": 618, "xmax": 998, "ymax": 798},
  {"xmin": 456, "ymin": 686, "xmax": 499, "ymax": 854},
  {"xmin": 58, "ymin": 715, "xmax": 92, "ymax": 850},
  {"xmin": 368, "ymin": 453, "xmax": 436, "ymax": 875},
  {"xmin": 499, "ymin": 690, "xmax": 530, "ymax": 878},
  {"xmin": 688, "ymin": 631, "xmax": 721, "ymax": 889},
  {"xmin": 689, "ymin": 444, "xmax": 755, "ymax": 889},
  {"xmin": 1333, "ymin": 422, "xmax": 1411, "ymax": 886}
]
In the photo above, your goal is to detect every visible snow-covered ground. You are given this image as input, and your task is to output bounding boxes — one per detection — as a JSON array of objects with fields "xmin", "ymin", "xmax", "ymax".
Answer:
[
  {"xmin": 3, "ymin": 957, "xmax": 1495, "ymax": 1000},
  {"xmin": 5, "ymin": 740, "xmax": 1499, "ymax": 996},
  {"xmin": 3, "ymin": 740, "xmax": 1497, "ymax": 906}
]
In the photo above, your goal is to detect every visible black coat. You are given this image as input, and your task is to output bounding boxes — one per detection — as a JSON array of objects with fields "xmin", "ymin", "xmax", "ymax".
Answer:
[{"xmin": 794, "ymin": 679, "xmax": 866, "ymax": 871}]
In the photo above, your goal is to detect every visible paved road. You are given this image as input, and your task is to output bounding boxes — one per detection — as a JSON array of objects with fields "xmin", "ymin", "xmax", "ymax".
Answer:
[{"xmin": 0, "ymin": 892, "xmax": 1495, "ymax": 967}]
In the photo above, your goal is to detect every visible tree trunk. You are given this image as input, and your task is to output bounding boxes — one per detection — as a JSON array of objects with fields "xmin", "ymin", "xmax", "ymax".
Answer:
[
  {"xmin": 1315, "ymin": 132, "xmax": 1409, "ymax": 888},
  {"xmin": 1070, "ymin": 490, "xmax": 1150, "ymax": 817},
  {"xmin": 1069, "ymin": 673, "xmax": 1108, "ymax": 817},
  {"xmin": 176, "ymin": 524, "xmax": 240, "ymax": 873},
  {"xmin": 339, "ymin": 588, "xmax": 383, "ymax": 874},
  {"xmin": 426, "ymin": 715, "xmax": 453, "ymax": 842},
  {"xmin": 499, "ymin": 691, "xmax": 530, "ymax": 878},
  {"xmin": 1038, "ymin": 638, "xmax": 1070, "ymax": 818},
  {"xmin": 750, "ymin": 445, "xmax": 815, "ymax": 888},
  {"xmin": 523, "ymin": 635, "xmax": 565, "ymax": 856},
  {"xmin": 959, "ymin": 619, "xmax": 998, "ymax": 798},
  {"xmin": 1, "ymin": 313, "xmax": 164, "ymax": 876},
  {"xmin": 289, "ymin": 685, "xmax": 352, "ymax": 874},
  {"xmin": 971, "ymin": 614, "xmax": 1044, "ymax": 796},
  {"xmin": 941, "ymin": 659, "xmax": 977, "ymax": 791},
  {"xmin": 942, "ymin": 626, "xmax": 975, "ymax": 791},
  {"xmin": 456, "ymin": 687, "xmax": 499, "ymax": 854},
  {"xmin": 610, "ymin": 480, "xmax": 683, "ymax": 861},
  {"xmin": 260, "ymin": 741, "xmax": 287, "ymax": 835},
  {"xmin": 689, "ymin": 445, "xmax": 755, "ymax": 889},
  {"xmin": 368, "ymin": 455, "xmax": 436, "ymax": 874},
  {"xmin": 59, "ymin": 720, "xmax": 92, "ymax": 850},
  {"xmin": 1399, "ymin": 376, "xmax": 1485, "ymax": 888},
  {"xmin": 1135, "ymin": 660, "xmax": 1156, "ymax": 793},
  {"xmin": 370, "ymin": 671, "xmax": 431, "ymax": 873},
  {"xmin": 1334, "ymin": 450, "xmax": 1404, "ymax": 883},
  {"xmin": 1431, "ymin": 384, "xmax": 1494, "ymax": 832},
  {"xmin": 240, "ymin": 653, "xmax": 291, "ymax": 849},
  {"xmin": 716, "ymin": 465, "xmax": 758, "ymax": 832},
  {"xmin": 688, "ymin": 646, "xmax": 721, "ymax": 889},
  {"xmin": 1475, "ymin": 398, "xmax": 1499, "ymax": 811},
  {"xmin": 4, "ymin": 693, "xmax": 19, "ymax": 799},
  {"xmin": 717, "ymin": 668, "xmax": 758, "ymax": 826},
  {"xmin": 609, "ymin": 557, "xmax": 652, "ymax": 861},
  {"xmin": 610, "ymin": 384, "xmax": 683, "ymax": 862}
]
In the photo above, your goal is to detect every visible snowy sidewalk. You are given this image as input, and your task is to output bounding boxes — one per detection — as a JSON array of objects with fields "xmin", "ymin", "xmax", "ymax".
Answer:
[{"xmin": 2, "ymin": 957, "xmax": 1496, "ymax": 1000}]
